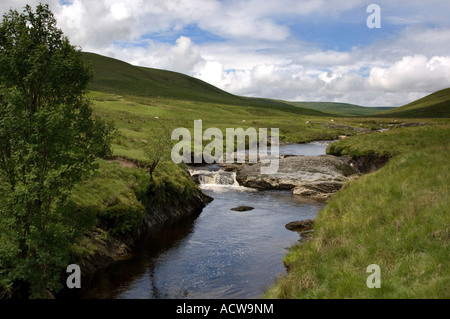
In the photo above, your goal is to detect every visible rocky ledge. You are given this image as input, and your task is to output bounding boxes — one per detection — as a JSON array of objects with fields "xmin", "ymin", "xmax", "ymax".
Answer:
[{"xmin": 236, "ymin": 155, "xmax": 358, "ymax": 199}]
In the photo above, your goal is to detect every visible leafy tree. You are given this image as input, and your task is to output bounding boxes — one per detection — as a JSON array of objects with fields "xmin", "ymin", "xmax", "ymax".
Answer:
[
  {"xmin": 143, "ymin": 121, "xmax": 173, "ymax": 182},
  {"xmin": 0, "ymin": 4, "xmax": 114, "ymax": 298}
]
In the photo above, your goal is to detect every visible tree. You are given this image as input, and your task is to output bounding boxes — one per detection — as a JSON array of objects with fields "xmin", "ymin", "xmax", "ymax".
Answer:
[
  {"xmin": 0, "ymin": 4, "xmax": 114, "ymax": 298},
  {"xmin": 143, "ymin": 121, "xmax": 172, "ymax": 182}
]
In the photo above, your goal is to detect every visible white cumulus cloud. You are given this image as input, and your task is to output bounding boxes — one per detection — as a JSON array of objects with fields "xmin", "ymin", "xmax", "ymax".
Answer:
[{"xmin": 2, "ymin": 0, "xmax": 450, "ymax": 106}]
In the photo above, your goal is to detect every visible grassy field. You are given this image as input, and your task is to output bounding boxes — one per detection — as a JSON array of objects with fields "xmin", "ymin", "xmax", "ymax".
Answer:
[
  {"xmin": 266, "ymin": 123, "xmax": 450, "ymax": 298},
  {"xmin": 87, "ymin": 90, "xmax": 379, "ymax": 156}
]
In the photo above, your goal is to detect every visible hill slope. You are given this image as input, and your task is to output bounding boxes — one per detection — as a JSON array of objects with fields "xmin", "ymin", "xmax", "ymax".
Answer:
[
  {"xmin": 81, "ymin": 52, "xmax": 327, "ymax": 116},
  {"xmin": 286, "ymin": 101, "xmax": 394, "ymax": 116},
  {"xmin": 376, "ymin": 88, "xmax": 450, "ymax": 118}
]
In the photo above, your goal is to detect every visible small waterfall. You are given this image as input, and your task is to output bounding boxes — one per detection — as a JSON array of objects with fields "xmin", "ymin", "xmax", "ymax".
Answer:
[{"xmin": 189, "ymin": 169, "xmax": 240, "ymax": 188}]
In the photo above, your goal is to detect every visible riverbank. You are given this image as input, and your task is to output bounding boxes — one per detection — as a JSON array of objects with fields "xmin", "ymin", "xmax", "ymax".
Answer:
[
  {"xmin": 266, "ymin": 123, "xmax": 450, "ymax": 298},
  {"xmin": 66, "ymin": 159, "xmax": 212, "ymax": 278},
  {"xmin": 76, "ymin": 186, "xmax": 212, "ymax": 276}
]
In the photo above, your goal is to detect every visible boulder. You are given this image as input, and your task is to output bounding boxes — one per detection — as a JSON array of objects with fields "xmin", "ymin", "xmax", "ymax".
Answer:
[
  {"xmin": 285, "ymin": 219, "xmax": 315, "ymax": 232},
  {"xmin": 292, "ymin": 181, "xmax": 345, "ymax": 199},
  {"xmin": 230, "ymin": 206, "xmax": 255, "ymax": 212},
  {"xmin": 236, "ymin": 155, "xmax": 357, "ymax": 198}
]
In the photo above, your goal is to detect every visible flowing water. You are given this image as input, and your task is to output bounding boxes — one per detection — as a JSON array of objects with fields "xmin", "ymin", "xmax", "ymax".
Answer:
[{"xmin": 75, "ymin": 141, "xmax": 332, "ymax": 299}]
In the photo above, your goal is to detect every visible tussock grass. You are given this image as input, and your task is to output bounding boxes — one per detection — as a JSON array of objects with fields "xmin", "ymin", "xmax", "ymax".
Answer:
[{"xmin": 266, "ymin": 123, "xmax": 450, "ymax": 298}]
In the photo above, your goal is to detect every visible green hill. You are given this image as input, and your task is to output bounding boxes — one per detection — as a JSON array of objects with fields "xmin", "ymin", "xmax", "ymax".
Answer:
[
  {"xmin": 81, "ymin": 52, "xmax": 326, "ymax": 116},
  {"xmin": 376, "ymin": 88, "xmax": 450, "ymax": 118},
  {"xmin": 286, "ymin": 101, "xmax": 394, "ymax": 116}
]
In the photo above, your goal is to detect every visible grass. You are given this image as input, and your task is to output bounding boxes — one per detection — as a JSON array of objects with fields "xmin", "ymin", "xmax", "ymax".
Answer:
[
  {"xmin": 87, "ymin": 91, "xmax": 380, "ymax": 156},
  {"xmin": 326, "ymin": 123, "xmax": 448, "ymax": 157},
  {"xmin": 69, "ymin": 160, "xmax": 148, "ymax": 212},
  {"xmin": 266, "ymin": 123, "xmax": 450, "ymax": 298}
]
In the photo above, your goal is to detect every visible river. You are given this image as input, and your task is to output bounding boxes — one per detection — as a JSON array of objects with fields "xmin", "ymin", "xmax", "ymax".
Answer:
[{"xmin": 76, "ymin": 141, "xmax": 332, "ymax": 299}]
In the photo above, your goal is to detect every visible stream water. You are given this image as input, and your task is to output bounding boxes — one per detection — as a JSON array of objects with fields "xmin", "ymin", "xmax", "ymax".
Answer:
[{"xmin": 75, "ymin": 141, "xmax": 332, "ymax": 299}]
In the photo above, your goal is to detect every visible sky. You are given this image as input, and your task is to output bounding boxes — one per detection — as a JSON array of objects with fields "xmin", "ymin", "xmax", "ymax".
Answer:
[{"xmin": 2, "ymin": 1, "xmax": 450, "ymax": 107}]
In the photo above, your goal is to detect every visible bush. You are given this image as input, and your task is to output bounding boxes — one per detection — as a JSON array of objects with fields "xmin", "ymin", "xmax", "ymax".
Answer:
[{"xmin": 99, "ymin": 204, "xmax": 144, "ymax": 236}]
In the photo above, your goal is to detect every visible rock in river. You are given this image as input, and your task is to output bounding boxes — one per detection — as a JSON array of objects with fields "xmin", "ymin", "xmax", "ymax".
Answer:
[
  {"xmin": 231, "ymin": 206, "xmax": 255, "ymax": 212},
  {"xmin": 236, "ymin": 155, "xmax": 358, "ymax": 199},
  {"xmin": 285, "ymin": 219, "xmax": 315, "ymax": 232}
]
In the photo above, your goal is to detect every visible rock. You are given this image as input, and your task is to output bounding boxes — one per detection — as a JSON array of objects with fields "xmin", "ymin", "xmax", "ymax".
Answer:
[
  {"xmin": 321, "ymin": 122, "xmax": 371, "ymax": 133},
  {"xmin": 231, "ymin": 206, "xmax": 255, "ymax": 212},
  {"xmin": 285, "ymin": 219, "xmax": 315, "ymax": 232},
  {"xmin": 292, "ymin": 181, "xmax": 345, "ymax": 199},
  {"xmin": 236, "ymin": 155, "xmax": 357, "ymax": 198},
  {"xmin": 218, "ymin": 162, "xmax": 246, "ymax": 172}
]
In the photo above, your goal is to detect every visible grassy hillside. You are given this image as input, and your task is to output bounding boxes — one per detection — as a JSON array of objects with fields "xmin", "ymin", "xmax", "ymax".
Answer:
[
  {"xmin": 87, "ymin": 91, "xmax": 374, "ymax": 158},
  {"xmin": 376, "ymin": 88, "xmax": 450, "ymax": 118},
  {"xmin": 81, "ymin": 52, "xmax": 326, "ymax": 116},
  {"xmin": 266, "ymin": 123, "xmax": 450, "ymax": 298},
  {"xmin": 286, "ymin": 101, "xmax": 394, "ymax": 116}
]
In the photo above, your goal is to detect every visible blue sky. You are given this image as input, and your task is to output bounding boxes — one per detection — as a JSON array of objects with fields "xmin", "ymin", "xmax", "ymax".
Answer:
[{"xmin": 3, "ymin": 0, "xmax": 450, "ymax": 106}]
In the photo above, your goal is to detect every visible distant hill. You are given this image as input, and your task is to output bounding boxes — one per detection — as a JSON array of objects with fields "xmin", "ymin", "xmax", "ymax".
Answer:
[
  {"xmin": 375, "ymin": 88, "xmax": 450, "ymax": 118},
  {"xmin": 81, "ymin": 52, "xmax": 327, "ymax": 116},
  {"xmin": 285, "ymin": 101, "xmax": 394, "ymax": 116}
]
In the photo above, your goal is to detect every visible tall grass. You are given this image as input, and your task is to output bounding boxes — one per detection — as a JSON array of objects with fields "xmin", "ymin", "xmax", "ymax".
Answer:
[{"xmin": 266, "ymin": 123, "xmax": 450, "ymax": 298}]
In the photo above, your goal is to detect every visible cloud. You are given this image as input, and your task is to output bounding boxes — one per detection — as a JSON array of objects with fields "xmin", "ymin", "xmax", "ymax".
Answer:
[
  {"xmin": 110, "ymin": 2, "xmax": 131, "ymax": 20},
  {"xmin": 369, "ymin": 55, "xmax": 450, "ymax": 92},
  {"xmin": 2, "ymin": 0, "xmax": 450, "ymax": 106}
]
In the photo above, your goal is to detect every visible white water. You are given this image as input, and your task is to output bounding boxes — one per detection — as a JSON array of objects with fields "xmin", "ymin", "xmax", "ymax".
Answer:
[{"xmin": 189, "ymin": 168, "xmax": 255, "ymax": 194}]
